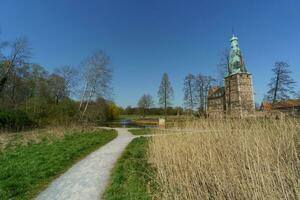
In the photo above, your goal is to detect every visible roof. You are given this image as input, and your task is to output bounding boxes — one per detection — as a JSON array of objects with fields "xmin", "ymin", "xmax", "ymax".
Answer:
[
  {"xmin": 261, "ymin": 102, "xmax": 272, "ymax": 111},
  {"xmin": 208, "ymin": 87, "xmax": 225, "ymax": 98},
  {"xmin": 230, "ymin": 35, "xmax": 238, "ymax": 41},
  {"xmin": 261, "ymin": 99, "xmax": 300, "ymax": 111}
]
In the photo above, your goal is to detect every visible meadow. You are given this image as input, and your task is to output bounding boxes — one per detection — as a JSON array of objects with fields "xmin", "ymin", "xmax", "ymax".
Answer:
[
  {"xmin": 0, "ymin": 127, "xmax": 117, "ymax": 200},
  {"xmin": 128, "ymin": 128, "xmax": 152, "ymax": 135},
  {"xmin": 103, "ymin": 137, "xmax": 156, "ymax": 200}
]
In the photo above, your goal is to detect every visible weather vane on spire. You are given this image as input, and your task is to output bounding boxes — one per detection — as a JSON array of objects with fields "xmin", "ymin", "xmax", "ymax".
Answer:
[{"xmin": 232, "ymin": 27, "xmax": 235, "ymax": 37}]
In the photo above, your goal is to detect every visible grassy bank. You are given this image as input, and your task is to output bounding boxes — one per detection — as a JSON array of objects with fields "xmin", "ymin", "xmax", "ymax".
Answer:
[
  {"xmin": 119, "ymin": 115, "xmax": 161, "ymax": 120},
  {"xmin": 103, "ymin": 137, "xmax": 156, "ymax": 200},
  {"xmin": 149, "ymin": 118, "xmax": 300, "ymax": 199},
  {"xmin": 0, "ymin": 128, "xmax": 117, "ymax": 200},
  {"xmin": 129, "ymin": 128, "xmax": 152, "ymax": 135}
]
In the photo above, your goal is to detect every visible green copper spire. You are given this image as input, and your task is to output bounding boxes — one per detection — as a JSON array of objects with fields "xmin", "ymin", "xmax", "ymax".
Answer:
[{"xmin": 228, "ymin": 35, "xmax": 247, "ymax": 76}]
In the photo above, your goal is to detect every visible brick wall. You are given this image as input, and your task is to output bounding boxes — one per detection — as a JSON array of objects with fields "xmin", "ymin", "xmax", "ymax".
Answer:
[{"xmin": 224, "ymin": 73, "xmax": 255, "ymax": 118}]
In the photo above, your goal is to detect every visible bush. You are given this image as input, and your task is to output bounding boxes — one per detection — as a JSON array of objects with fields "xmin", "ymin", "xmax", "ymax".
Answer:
[
  {"xmin": 0, "ymin": 109, "xmax": 35, "ymax": 131},
  {"xmin": 107, "ymin": 102, "xmax": 121, "ymax": 120},
  {"xmin": 47, "ymin": 99, "xmax": 78, "ymax": 125},
  {"xmin": 22, "ymin": 97, "xmax": 50, "ymax": 126}
]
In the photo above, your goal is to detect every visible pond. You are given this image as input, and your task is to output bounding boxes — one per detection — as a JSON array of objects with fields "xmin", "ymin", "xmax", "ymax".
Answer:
[{"xmin": 103, "ymin": 119, "xmax": 157, "ymax": 128}]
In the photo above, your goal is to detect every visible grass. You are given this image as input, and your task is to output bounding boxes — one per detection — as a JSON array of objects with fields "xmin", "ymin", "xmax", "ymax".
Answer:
[
  {"xmin": 0, "ymin": 129, "xmax": 117, "ymax": 200},
  {"xmin": 129, "ymin": 128, "xmax": 152, "ymax": 135},
  {"xmin": 0, "ymin": 126, "xmax": 98, "ymax": 150},
  {"xmin": 149, "ymin": 118, "xmax": 300, "ymax": 200},
  {"xmin": 119, "ymin": 115, "xmax": 162, "ymax": 120},
  {"xmin": 103, "ymin": 137, "xmax": 156, "ymax": 200}
]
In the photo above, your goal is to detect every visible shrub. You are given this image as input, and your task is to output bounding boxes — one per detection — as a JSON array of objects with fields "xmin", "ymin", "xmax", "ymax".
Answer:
[
  {"xmin": 107, "ymin": 102, "xmax": 121, "ymax": 120},
  {"xmin": 0, "ymin": 109, "xmax": 35, "ymax": 131},
  {"xmin": 47, "ymin": 99, "xmax": 78, "ymax": 125}
]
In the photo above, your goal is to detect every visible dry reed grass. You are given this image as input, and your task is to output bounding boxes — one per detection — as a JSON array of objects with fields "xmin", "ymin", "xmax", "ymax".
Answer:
[{"xmin": 148, "ymin": 118, "xmax": 300, "ymax": 200}]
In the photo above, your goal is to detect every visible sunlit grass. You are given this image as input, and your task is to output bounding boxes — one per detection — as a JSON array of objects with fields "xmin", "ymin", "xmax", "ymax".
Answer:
[
  {"xmin": 149, "ymin": 118, "xmax": 300, "ymax": 199},
  {"xmin": 0, "ymin": 129, "xmax": 117, "ymax": 200},
  {"xmin": 129, "ymin": 128, "xmax": 152, "ymax": 135},
  {"xmin": 103, "ymin": 137, "xmax": 157, "ymax": 200}
]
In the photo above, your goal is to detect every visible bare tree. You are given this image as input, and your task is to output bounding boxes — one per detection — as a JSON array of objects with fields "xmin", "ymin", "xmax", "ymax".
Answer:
[
  {"xmin": 0, "ymin": 40, "xmax": 9, "ymax": 61},
  {"xmin": 158, "ymin": 73, "xmax": 173, "ymax": 118},
  {"xmin": 0, "ymin": 37, "xmax": 31, "ymax": 94},
  {"xmin": 79, "ymin": 51, "xmax": 112, "ymax": 118},
  {"xmin": 194, "ymin": 74, "xmax": 215, "ymax": 113},
  {"xmin": 217, "ymin": 48, "xmax": 230, "ymax": 86},
  {"xmin": 296, "ymin": 91, "xmax": 300, "ymax": 99},
  {"xmin": 266, "ymin": 61, "xmax": 296, "ymax": 103},
  {"xmin": 53, "ymin": 65, "xmax": 78, "ymax": 97},
  {"xmin": 138, "ymin": 94, "xmax": 154, "ymax": 117},
  {"xmin": 48, "ymin": 74, "xmax": 67, "ymax": 104},
  {"xmin": 183, "ymin": 74, "xmax": 196, "ymax": 111}
]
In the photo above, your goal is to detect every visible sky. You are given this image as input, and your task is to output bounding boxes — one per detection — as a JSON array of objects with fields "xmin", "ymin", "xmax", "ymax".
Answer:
[{"xmin": 0, "ymin": 0, "xmax": 299, "ymax": 107}]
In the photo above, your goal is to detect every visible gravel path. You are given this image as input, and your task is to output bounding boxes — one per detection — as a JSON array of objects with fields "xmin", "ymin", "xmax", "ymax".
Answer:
[{"xmin": 35, "ymin": 128, "xmax": 135, "ymax": 200}]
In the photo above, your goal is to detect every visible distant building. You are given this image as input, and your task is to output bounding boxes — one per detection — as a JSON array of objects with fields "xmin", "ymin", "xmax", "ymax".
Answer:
[
  {"xmin": 207, "ymin": 87, "xmax": 225, "ymax": 116},
  {"xmin": 208, "ymin": 35, "xmax": 255, "ymax": 118},
  {"xmin": 261, "ymin": 99, "xmax": 300, "ymax": 117}
]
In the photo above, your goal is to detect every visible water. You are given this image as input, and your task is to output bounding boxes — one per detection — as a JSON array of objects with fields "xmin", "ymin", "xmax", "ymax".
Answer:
[{"xmin": 103, "ymin": 119, "xmax": 156, "ymax": 128}]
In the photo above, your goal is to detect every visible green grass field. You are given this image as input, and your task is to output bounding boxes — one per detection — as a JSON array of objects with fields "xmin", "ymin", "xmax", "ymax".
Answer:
[
  {"xmin": 128, "ymin": 128, "xmax": 152, "ymax": 135},
  {"xmin": 103, "ymin": 137, "xmax": 156, "ymax": 200},
  {"xmin": 0, "ymin": 129, "xmax": 117, "ymax": 200}
]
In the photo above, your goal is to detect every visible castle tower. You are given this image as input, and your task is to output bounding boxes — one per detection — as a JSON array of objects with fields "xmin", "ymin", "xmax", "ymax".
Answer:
[{"xmin": 224, "ymin": 35, "xmax": 255, "ymax": 117}]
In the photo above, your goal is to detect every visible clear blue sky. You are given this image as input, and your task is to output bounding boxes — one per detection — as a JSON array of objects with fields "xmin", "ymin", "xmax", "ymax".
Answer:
[{"xmin": 1, "ymin": 0, "xmax": 299, "ymax": 107}]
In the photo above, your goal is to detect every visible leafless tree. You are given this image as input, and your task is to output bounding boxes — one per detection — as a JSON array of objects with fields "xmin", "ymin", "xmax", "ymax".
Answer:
[
  {"xmin": 138, "ymin": 94, "xmax": 154, "ymax": 117},
  {"xmin": 158, "ymin": 73, "xmax": 173, "ymax": 118},
  {"xmin": 48, "ymin": 74, "xmax": 67, "ymax": 104},
  {"xmin": 296, "ymin": 91, "xmax": 300, "ymax": 99},
  {"xmin": 0, "ymin": 37, "xmax": 31, "ymax": 94},
  {"xmin": 183, "ymin": 74, "xmax": 196, "ymax": 111},
  {"xmin": 0, "ymin": 40, "xmax": 9, "ymax": 61},
  {"xmin": 266, "ymin": 61, "xmax": 296, "ymax": 103},
  {"xmin": 79, "ymin": 51, "xmax": 112, "ymax": 118},
  {"xmin": 53, "ymin": 65, "xmax": 78, "ymax": 97},
  {"xmin": 194, "ymin": 74, "xmax": 215, "ymax": 113},
  {"xmin": 216, "ymin": 48, "xmax": 230, "ymax": 86}
]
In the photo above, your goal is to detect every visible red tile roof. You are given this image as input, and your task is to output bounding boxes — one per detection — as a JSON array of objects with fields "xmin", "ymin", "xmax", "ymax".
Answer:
[{"xmin": 261, "ymin": 99, "xmax": 300, "ymax": 110}]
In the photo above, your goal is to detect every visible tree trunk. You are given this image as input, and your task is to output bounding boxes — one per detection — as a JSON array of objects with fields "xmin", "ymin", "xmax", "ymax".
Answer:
[
  {"xmin": 79, "ymin": 81, "xmax": 88, "ymax": 111},
  {"xmin": 81, "ymin": 88, "xmax": 94, "ymax": 118},
  {"xmin": 273, "ymin": 69, "xmax": 280, "ymax": 103},
  {"xmin": 164, "ymin": 86, "xmax": 167, "ymax": 119},
  {"xmin": 188, "ymin": 81, "xmax": 193, "ymax": 113}
]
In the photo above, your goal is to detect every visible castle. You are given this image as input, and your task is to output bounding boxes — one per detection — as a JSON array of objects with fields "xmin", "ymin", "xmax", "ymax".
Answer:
[{"xmin": 208, "ymin": 36, "xmax": 255, "ymax": 118}]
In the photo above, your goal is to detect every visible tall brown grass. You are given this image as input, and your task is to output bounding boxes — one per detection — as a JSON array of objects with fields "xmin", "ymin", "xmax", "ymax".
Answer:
[{"xmin": 148, "ymin": 118, "xmax": 300, "ymax": 199}]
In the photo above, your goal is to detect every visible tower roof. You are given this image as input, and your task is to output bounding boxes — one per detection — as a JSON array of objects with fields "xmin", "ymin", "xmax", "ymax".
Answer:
[
  {"xmin": 230, "ymin": 35, "xmax": 238, "ymax": 42},
  {"xmin": 228, "ymin": 34, "xmax": 247, "ymax": 75}
]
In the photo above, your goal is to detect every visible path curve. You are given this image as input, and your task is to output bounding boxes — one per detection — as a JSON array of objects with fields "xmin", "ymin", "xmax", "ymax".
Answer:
[{"xmin": 36, "ymin": 128, "xmax": 134, "ymax": 200}]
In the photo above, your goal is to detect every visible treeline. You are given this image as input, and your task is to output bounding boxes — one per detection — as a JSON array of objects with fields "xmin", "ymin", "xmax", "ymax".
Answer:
[
  {"xmin": 136, "ymin": 73, "xmax": 215, "ymax": 117},
  {"xmin": 0, "ymin": 37, "xmax": 120, "ymax": 131},
  {"xmin": 122, "ymin": 106, "xmax": 184, "ymax": 116}
]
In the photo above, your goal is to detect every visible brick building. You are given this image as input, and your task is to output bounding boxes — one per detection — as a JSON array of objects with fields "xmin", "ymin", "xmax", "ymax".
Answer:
[
  {"xmin": 208, "ymin": 36, "xmax": 255, "ymax": 118},
  {"xmin": 261, "ymin": 99, "xmax": 300, "ymax": 117}
]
